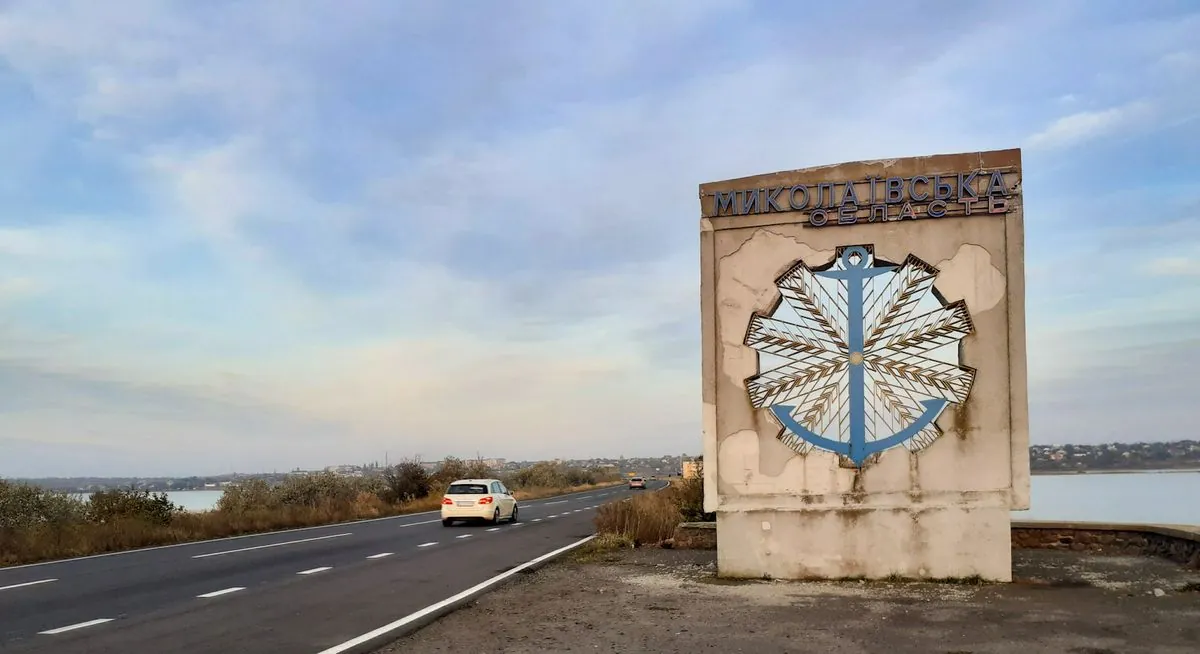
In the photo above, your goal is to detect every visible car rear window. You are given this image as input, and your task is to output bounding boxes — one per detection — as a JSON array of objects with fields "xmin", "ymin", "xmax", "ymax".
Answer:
[
  {"xmin": 631, "ymin": 477, "xmax": 643, "ymax": 481},
  {"xmin": 447, "ymin": 484, "xmax": 489, "ymax": 494}
]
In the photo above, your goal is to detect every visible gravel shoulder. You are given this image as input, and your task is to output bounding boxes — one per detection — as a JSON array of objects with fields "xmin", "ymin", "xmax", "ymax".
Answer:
[{"xmin": 378, "ymin": 547, "xmax": 1200, "ymax": 654}]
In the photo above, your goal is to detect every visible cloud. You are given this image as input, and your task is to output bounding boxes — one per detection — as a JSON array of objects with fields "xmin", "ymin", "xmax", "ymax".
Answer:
[
  {"xmin": 1025, "ymin": 101, "xmax": 1155, "ymax": 150},
  {"xmin": 0, "ymin": 0, "xmax": 1198, "ymax": 476}
]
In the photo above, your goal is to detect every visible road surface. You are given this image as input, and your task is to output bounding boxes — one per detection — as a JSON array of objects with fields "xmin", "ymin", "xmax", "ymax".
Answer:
[{"xmin": 0, "ymin": 482, "xmax": 662, "ymax": 653}]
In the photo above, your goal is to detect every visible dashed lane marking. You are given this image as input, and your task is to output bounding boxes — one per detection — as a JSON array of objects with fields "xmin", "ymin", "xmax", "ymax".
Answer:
[
  {"xmin": 297, "ymin": 567, "xmax": 332, "ymax": 575},
  {"xmin": 197, "ymin": 587, "xmax": 245, "ymax": 598},
  {"xmin": 0, "ymin": 579, "xmax": 56, "ymax": 592},
  {"xmin": 366, "ymin": 552, "xmax": 393, "ymax": 559},
  {"xmin": 455, "ymin": 534, "xmax": 472, "ymax": 539},
  {"xmin": 38, "ymin": 619, "xmax": 113, "ymax": 635},
  {"xmin": 417, "ymin": 542, "xmax": 437, "ymax": 548}
]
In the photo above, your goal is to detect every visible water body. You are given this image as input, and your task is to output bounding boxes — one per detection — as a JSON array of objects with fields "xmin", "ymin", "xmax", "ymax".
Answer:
[
  {"xmin": 75, "ymin": 473, "xmax": 1200, "ymax": 526},
  {"xmin": 1016, "ymin": 470, "xmax": 1200, "ymax": 525}
]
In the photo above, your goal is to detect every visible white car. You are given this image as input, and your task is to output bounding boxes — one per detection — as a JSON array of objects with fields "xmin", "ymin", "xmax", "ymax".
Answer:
[{"xmin": 440, "ymin": 478, "xmax": 519, "ymax": 526}]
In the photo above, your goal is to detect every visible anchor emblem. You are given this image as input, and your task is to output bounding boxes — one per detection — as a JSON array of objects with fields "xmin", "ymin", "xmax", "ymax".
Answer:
[{"xmin": 743, "ymin": 244, "xmax": 977, "ymax": 468}]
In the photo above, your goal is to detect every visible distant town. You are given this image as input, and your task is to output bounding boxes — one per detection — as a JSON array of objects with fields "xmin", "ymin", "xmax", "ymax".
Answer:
[{"xmin": 10, "ymin": 441, "xmax": 1200, "ymax": 493}]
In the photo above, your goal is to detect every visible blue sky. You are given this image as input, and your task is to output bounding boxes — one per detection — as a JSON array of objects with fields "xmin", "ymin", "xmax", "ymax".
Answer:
[{"xmin": 0, "ymin": 0, "xmax": 1197, "ymax": 477}]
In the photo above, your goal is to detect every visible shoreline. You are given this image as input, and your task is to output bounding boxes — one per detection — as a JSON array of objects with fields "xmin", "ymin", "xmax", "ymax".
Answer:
[{"xmin": 1031, "ymin": 468, "xmax": 1200, "ymax": 476}]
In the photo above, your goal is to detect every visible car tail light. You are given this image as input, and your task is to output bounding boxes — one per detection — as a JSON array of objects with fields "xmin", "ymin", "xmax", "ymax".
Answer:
[
  {"xmin": 478, "ymin": 496, "xmax": 494, "ymax": 505},
  {"xmin": 441, "ymin": 497, "xmax": 453, "ymax": 505}
]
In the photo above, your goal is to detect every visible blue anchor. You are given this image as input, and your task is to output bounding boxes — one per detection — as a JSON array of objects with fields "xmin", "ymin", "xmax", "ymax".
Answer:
[{"xmin": 768, "ymin": 245, "xmax": 948, "ymax": 467}]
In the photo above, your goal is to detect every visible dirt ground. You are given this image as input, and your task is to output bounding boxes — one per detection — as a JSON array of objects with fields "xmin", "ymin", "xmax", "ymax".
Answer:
[{"xmin": 379, "ymin": 547, "xmax": 1200, "ymax": 654}]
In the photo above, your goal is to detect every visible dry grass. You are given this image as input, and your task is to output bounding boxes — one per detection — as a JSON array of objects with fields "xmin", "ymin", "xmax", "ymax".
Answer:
[
  {"xmin": 593, "ymin": 483, "xmax": 683, "ymax": 546},
  {"xmin": 0, "ymin": 479, "xmax": 625, "ymax": 568}
]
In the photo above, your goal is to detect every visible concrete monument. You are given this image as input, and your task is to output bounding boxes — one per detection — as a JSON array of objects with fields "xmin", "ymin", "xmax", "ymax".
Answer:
[{"xmin": 698, "ymin": 149, "xmax": 1029, "ymax": 581}]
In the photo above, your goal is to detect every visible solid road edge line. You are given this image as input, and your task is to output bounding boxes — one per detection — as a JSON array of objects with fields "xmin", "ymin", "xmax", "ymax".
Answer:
[{"xmin": 314, "ymin": 534, "xmax": 599, "ymax": 654}]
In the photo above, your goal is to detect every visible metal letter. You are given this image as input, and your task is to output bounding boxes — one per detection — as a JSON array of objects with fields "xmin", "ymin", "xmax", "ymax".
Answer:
[
  {"xmin": 988, "ymin": 196, "xmax": 1008, "ymax": 214},
  {"xmin": 885, "ymin": 177, "xmax": 904, "ymax": 203},
  {"xmin": 741, "ymin": 189, "xmax": 760, "ymax": 215},
  {"xmin": 909, "ymin": 175, "xmax": 929, "ymax": 202},
  {"xmin": 838, "ymin": 204, "xmax": 857, "ymax": 224},
  {"xmin": 869, "ymin": 204, "xmax": 888, "ymax": 222},
  {"xmin": 840, "ymin": 181, "xmax": 860, "ymax": 207},
  {"xmin": 869, "ymin": 177, "xmax": 879, "ymax": 204},
  {"xmin": 986, "ymin": 171, "xmax": 1007, "ymax": 197},
  {"xmin": 897, "ymin": 202, "xmax": 916, "ymax": 220},
  {"xmin": 809, "ymin": 209, "xmax": 829, "ymax": 227},
  {"xmin": 789, "ymin": 185, "xmax": 809, "ymax": 210},
  {"xmin": 933, "ymin": 175, "xmax": 953, "ymax": 200},
  {"xmin": 816, "ymin": 183, "xmax": 835, "ymax": 208},
  {"xmin": 957, "ymin": 171, "xmax": 978, "ymax": 199},
  {"xmin": 961, "ymin": 197, "xmax": 978, "ymax": 215},
  {"xmin": 766, "ymin": 186, "xmax": 784, "ymax": 212},
  {"xmin": 714, "ymin": 191, "xmax": 736, "ymax": 216},
  {"xmin": 927, "ymin": 200, "xmax": 948, "ymax": 218}
]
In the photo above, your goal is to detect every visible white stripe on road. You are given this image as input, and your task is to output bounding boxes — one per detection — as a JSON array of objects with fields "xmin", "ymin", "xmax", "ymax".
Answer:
[
  {"xmin": 579, "ymin": 495, "xmax": 593, "ymax": 499},
  {"xmin": 532, "ymin": 518, "xmax": 542, "ymax": 522},
  {"xmin": 544, "ymin": 500, "xmax": 568, "ymax": 505},
  {"xmin": 316, "ymin": 535, "xmax": 598, "ymax": 654},
  {"xmin": 367, "ymin": 552, "xmax": 393, "ymax": 559},
  {"xmin": 456, "ymin": 534, "xmax": 472, "ymax": 539},
  {"xmin": 197, "ymin": 587, "xmax": 245, "ymax": 598},
  {"xmin": 38, "ymin": 619, "xmax": 113, "ymax": 635},
  {"xmin": 418, "ymin": 542, "xmax": 437, "ymax": 548},
  {"xmin": 0, "ymin": 578, "xmax": 56, "ymax": 592},
  {"xmin": 297, "ymin": 567, "xmax": 332, "ymax": 575},
  {"xmin": 192, "ymin": 533, "xmax": 352, "ymax": 559},
  {"xmin": 547, "ymin": 515, "xmax": 558, "ymax": 519},
  {"xmin": 486, "ymin": 527, "xmax": 501, "ymax": 532}
]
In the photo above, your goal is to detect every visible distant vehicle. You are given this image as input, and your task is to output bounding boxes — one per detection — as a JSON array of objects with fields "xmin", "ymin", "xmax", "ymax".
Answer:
[
  {"xmin": 441, "ymin": 478, "xmax": 519, "ymax": 526},
  {"xmin": 628, "ymin": 476, "xmax": 646, "ymax": 489}
]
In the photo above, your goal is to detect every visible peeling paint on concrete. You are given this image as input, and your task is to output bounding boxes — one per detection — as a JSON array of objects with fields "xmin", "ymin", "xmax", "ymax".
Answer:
[
  {"xmin": 699, "ymin": 148, "xmax": 1030, "ymax": 583},
  {"xmin": 936, "ymin": 243, "xmax": 1007, "ymax": 313}
]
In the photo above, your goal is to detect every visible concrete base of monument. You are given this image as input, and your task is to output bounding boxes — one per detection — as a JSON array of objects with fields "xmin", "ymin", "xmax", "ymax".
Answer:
[{"xmin": 715, "ymin": 506, "xmax": 1013, "ymax": 582}]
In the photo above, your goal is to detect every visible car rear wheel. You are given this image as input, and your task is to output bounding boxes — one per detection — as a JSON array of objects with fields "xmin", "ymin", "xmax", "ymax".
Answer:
[
  {"xmin": 491, "ymin": 508, "xmax": 500, "ymax": 524},
  {"xmin": 510, "ymin": 505, "xmax": 519, "ymax": 523},
  {"xmin": 442, "ymin": 519, "xmax": 453, "ymax": 527}
]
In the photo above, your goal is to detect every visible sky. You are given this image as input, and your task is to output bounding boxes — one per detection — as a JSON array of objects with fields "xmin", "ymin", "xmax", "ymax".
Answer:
[{"xmin": 0, "ymin": 0, "xmax": 1197, "ymax": 478}]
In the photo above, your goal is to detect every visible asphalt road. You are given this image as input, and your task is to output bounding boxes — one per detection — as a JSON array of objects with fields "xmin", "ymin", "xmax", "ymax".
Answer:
[{"xmin": 0, "ymin": 481, "xmax": 664, "ymax": 653}]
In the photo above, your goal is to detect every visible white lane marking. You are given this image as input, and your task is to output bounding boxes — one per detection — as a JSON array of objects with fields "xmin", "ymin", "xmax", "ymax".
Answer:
[
  {"xmin": 297, "ymin": 566, "xmax": 332, "ymax": 575},
  {"xmin": 0, "ymin": 485, "xmax": 624, "ymax": 572},
  {"xmin": 455, "ymin": 534, "xmax": 472, "ymax": 539},
  {"xmin": 0, "ymin": 578, "xmax": 56, "ymax": 592},
  {"xmin": 367, "ymin": 552, "xmax": 393, "ymax": 559},
  {"xmin": 192, "ymin": 532, "xmax": 352, "ymax": 559},
  {"xmin": 579, "ymin": 495, "xmax": 593, "ymax": 499},
  {"xmin": 38, "ymin": 618, "xmax": 113, "ymax": 635},
  {"xmin": 511, "ymin": 523, "xmax": 525, "ymax": 527},
  {"xmin": 548, "ymin": 515, "xmax": 558, "ymax": 519},
  {"xmin": 544, "ymin": 500, "xmax": 568, "ymax": 505},
  {"xmin": 418, "ymin": 542, "xmax": 437, "ymax": 548},
  {"xmin": 197, "ymin": 587, "xmax": 245, "ymax": 598},
  {"xmin": 532, "ymin": 518, "xmax": 542, "ymax": 522},
  {"xmin": 316, "ymin": 535, "xmax": 598, "ymax": 654},
  {"xmin": 573, "ymin": 509, "xmax": 582, "ymax": 513},
  {"xmin": 486, "ymin": 527, "xmax": 501, "ymax": 532}
]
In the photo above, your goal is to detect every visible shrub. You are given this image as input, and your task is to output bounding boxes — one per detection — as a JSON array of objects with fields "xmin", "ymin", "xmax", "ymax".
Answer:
[
  {"xmin": 86, "ymin": 488, "xmax": 182, "ymax": 526},
  {"xmin": 382, "ymin": 460, "xmax": 431, "ymax": 503}
]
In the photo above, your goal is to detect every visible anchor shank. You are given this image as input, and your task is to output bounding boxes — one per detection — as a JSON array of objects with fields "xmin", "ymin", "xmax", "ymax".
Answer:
[{"xmin": 846, "ymin": 270, "xmax": 867, "ymax": 465}]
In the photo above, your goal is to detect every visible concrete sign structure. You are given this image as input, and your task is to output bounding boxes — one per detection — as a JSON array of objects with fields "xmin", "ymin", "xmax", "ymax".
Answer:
[{"xmin": 698, "ymin": 149, "xmax": 1030, "ymax": 582}]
